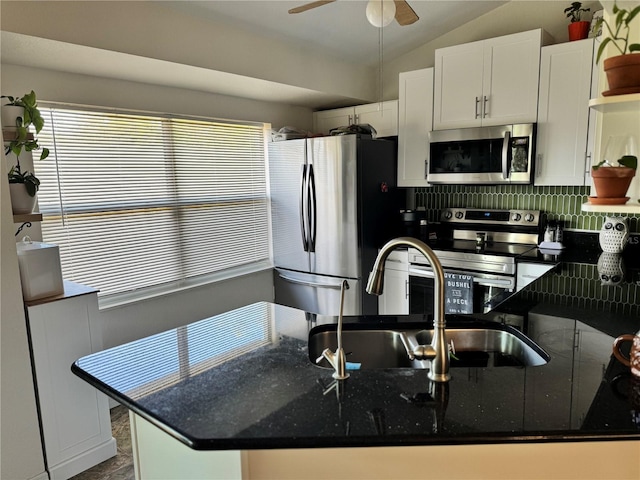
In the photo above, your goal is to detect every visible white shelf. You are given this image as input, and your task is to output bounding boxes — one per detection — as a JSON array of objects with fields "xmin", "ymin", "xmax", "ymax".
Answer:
[
  {"xmin": 588, "ymin": 93, "xmax": 640, "ymax": 113},
  {"xmin": 581, "ymin": 201, "xmax": 640, "ymax": 213}
]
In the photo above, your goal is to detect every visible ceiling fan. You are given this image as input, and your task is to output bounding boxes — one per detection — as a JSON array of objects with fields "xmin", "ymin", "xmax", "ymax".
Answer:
[{"xmin": 288, "ymin": 0, "xmax": 419, "ymax": 27}]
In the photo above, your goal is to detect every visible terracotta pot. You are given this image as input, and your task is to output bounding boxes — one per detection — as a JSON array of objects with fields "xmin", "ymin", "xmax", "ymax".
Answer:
[
  {"xmin": 9, "ymin": 183, "xmax": 37, "ymax": 214},
  {"xmin": 591, "ymin": 167, "xmax": 636, "ymax": 198},
  {"xmin": 603, "ymin": 54, "xmax": 640, "ymax": 95},
  {"xmin": 568, "ymin": 21, "xmax": 590, "ymax": 41}
]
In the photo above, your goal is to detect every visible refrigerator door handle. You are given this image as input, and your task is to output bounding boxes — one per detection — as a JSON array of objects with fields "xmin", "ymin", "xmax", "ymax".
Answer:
[
  {"xmin": 308, "ymin": 163, "xmax": 317, "ymax": 252},
  {"xmin": 300, "ymin": 164, "xmax": 309, "ymax": 252},
  {"xmin": 278, "ymin": 272, "xmax": 349, "ymax": 290}
]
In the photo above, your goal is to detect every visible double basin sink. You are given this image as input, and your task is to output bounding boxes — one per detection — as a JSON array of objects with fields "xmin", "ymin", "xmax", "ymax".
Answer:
[{"xmin": 310, "ymin": 320, "xmax": 550, "ymax": 370}]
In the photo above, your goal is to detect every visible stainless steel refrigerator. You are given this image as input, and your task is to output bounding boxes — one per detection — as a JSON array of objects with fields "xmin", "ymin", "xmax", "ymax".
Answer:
[{"xmin": 269, "ymin": 135, "xmax": 402, "ymax": 316}]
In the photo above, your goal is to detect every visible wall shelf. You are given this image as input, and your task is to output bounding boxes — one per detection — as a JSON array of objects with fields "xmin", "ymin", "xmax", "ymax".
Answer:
[
  {"xmin": 2, "ymin": 129, "xmax": 35, "ymax": 141},
  {"xmin": 581, "ymin": 202, "xmax": 640, "ymax": 214},
  {"xmin": 13, "ymin": 213, "xmax": 43, "ymax": 223},
  {"xmin": 588, "ymin": 93, "xmax": 640, "ymax": 113}
]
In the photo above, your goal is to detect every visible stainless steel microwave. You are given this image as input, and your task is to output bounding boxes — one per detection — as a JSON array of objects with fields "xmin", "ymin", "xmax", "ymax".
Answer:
[{"xmin": 428, "ymin": 124, "xmax": 535, "ymax": 185}]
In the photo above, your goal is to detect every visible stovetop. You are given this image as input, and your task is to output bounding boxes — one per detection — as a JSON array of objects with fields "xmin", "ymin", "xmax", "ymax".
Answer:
[{"xmin": 429, "ymin": 239, "xmax": 539, "ymax": 259}]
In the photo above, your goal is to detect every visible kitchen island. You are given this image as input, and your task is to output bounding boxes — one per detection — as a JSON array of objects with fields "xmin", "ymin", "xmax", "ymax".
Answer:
[{"xmin": 73, "ymin": 250, "xmax": 640, "ymax": 479}]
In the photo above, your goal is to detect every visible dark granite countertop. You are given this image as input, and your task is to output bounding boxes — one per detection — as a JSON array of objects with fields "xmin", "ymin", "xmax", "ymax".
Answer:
[{"xmin": 73, "ymin": 250, "xmax": 640, "ymax": 451}]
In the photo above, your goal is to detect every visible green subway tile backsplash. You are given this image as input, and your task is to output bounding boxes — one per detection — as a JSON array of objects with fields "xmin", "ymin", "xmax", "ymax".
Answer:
[
  {"xmin": 519, "ymin": 262, "xmax": 640, "ymax": 316},
  {"xmin": 414, "ymin": 185, "xmax": 640, "ymax": 233}
]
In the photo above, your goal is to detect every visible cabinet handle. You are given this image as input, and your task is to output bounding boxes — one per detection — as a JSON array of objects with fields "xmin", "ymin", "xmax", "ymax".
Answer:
[
  {"xmin": 405, "ymin": 279, "xmax": 409, "ymax": 299},
  {"xmin": 348, "ymin": 114, "xmax": 353, "ymax": 125},
  {"xmin": 475, "ymin": 97, "xmax": 481, "ymax": 119},
  {"xmin": 536, "ymin": 153, "xmax": 543, "ymax": 177},
  {"xmin": 424, "ymin": 159, "xmax": 428, "ymax": 179},
  {"xmin": 483, "ymin": 96, "xmax": 489, "ymax": 118},
  {"xmin": 354, "ymin": 114, "xmax": 359, "ymax": 125}
]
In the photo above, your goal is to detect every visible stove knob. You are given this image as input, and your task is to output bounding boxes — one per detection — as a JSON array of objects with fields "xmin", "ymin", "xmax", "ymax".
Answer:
[
  {"xmin": 524, "ymin": 213, "xmax": 535, "ymax": 222},
  {"xmin": 443, "ymin": 210, "xmax": 452, "ymax": 220},
  {"xmin": 455, "ymin": 211, "xmax": 464, "ymax": 219},
  {"xmin": 511, "ymin": 213, "xmax": 522, "ymax": 222}
]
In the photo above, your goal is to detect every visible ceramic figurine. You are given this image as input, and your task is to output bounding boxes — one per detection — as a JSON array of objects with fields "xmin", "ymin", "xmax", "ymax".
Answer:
[
  {"xmin": 599, "ymin": 216, "xmax": 629, "ymax": 253},
  {"xmin": 597, "ymin": 252, "xmax": 625, "ymax": 286}
]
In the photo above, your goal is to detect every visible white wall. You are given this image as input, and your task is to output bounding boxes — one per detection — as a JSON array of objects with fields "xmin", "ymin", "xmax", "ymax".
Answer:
[
  {"xmin": 1, "ymin": 64, "xmax": 315, "ymax": 131},
  {"xmin": 1, "ymin": 134, "xmax": 47, "ymax": 478},
  {"xmin": 0, "ymin": 0, "xmax": 375, "ymax": 106}
]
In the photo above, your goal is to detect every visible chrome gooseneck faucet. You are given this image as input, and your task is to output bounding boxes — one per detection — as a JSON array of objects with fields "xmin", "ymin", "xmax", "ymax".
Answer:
[
  {"xmin": 366, "ymin": 237, "xmax": 450, "ymax": 383},
  {"xmin": 316, "ymin": 280, "xmax": 350, "ymax": 380}
]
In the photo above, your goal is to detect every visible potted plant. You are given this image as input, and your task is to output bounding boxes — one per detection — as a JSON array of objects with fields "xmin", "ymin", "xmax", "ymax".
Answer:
[
  {"xmin": 594, "ymin": 1, "xmax": 640, "ymax": 95},
  {"xmin": 2, "ymin": 91, "xmax": 49, "ymax": 214},
  {"xmin": 565, "ymin": 2, "xmax": 591, "ymax": 41},
  {"xmin": 590, "ymin": 155, "xmax": 637, "ymax": 204}
]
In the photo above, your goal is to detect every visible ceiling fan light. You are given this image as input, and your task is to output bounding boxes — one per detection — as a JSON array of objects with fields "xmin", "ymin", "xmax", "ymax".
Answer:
[{"xmin": 365, "ymin": 0, "xmax": 396, "ymax": 28}]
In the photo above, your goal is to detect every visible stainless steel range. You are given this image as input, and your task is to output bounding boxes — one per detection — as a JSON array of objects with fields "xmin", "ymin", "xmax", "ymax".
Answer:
[{"xmin": 408, "ymin": 208, "xmax": 542, "ymax": 315}]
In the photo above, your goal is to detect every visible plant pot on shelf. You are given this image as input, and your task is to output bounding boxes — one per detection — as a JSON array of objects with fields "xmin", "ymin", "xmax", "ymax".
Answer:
[
  {"xmin": 603, "ymin": 54, "xmax": 640, "ymax": 96},
  {"xmin": 1, "ymin": 105, "xmax": 24, "ymax": 131},
  {"xmin": 590, "ymin": 167, "xmax": 636, "ymax": 204},
  {"xmin": 9, "ymin": 183, "xmax": 37, "ymax": 214},
  {"xmin": 568, "ymin": 21, "xmax": 590, "ymax": 41}
]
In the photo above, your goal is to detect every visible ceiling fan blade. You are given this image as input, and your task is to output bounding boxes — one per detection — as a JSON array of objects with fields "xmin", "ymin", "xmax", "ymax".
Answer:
[
  {"xmin": 288, "ymin": 0, "xmax": 337, "ymax": 14},
  {"xmin": 394, "ymin": 0, "xmax": 419, "ymax": 25}
]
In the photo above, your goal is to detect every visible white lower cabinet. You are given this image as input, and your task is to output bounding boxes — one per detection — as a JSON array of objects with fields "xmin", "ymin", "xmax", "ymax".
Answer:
[
  {"xmin": 131, "ymin": 413, "xmax": 640, "ymax": 480},
  {"xmin": 397, "ymin": 68, "xmax": 434, "ymax": 187},
  {"xmin": 26, "ymin": 284, "xmax": 116, "ymax": 479},
  {"xmin": 313, "ymin": 101, "xmax": 398, "ymax": 137},
  {"xmin": 535, "ymin": 38, "xmax": 598, "ymax": 186},
  {"xmin": 377, "ymin": 249, "xmax": 409, "ymax": 315}
]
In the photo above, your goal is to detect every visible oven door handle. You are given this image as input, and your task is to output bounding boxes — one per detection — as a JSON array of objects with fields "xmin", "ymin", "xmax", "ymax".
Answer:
[{"xmin": 409, "ymin": 266, "xmax": 514, "ymax": 289}]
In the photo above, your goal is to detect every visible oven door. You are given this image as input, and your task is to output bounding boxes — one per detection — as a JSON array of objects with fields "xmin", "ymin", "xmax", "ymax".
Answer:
[{"xmin": 408, "ymin": 265, "xmax": 516, "ymax": 316}]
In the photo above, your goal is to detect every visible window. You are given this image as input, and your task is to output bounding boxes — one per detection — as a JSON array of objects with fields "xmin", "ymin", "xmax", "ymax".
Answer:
[{"xmin": 35, "ymin": 106, "xmax": 270, "ymax": 302}]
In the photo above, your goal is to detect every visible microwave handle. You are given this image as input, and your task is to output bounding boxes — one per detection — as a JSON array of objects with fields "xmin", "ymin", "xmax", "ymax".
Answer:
[{"xmin": 502, "ymin": 130, "xmax": 511, "ymax": 179}]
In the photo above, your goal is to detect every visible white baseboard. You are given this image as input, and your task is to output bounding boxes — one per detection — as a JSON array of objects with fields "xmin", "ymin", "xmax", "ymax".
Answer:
[
  {"xmin": 29, "ymin": 472, "xmax": 50, "ymax": 480},
  {"xmin": 48, "ymin": 437, "xmax": 117, "ymax": 480}
]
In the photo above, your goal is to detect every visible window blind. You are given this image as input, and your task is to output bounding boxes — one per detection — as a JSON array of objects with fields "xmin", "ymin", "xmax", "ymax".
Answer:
[{"xmin": 35, "ymin": 107, "xmax": 270, "ymax": 299}]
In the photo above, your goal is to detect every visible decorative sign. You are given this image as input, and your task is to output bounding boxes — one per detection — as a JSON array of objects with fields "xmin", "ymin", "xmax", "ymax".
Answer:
[{"xmin": 444, "ymin": 273, "xmax": 473, "ymax": 314}]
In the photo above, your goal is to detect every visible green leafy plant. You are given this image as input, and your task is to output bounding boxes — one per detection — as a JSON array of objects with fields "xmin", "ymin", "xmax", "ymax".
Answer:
[
  {"xmin": 564, "ymin": 2, "xmax": 590, "ymax": 22},
  {"xmin": 595, "ymin": 1, "xmax": 640, "ymax": 63},
  {"xmin": 2, "ymin": 90, "xmax": 49, "ymax": 197},
  {"xmin": 592, "ymin": 155, "xmax": 638, "ymax": 170},
  {"xmin": 7, "ymin": 166, "xmax": 40, "ymax": 196}
]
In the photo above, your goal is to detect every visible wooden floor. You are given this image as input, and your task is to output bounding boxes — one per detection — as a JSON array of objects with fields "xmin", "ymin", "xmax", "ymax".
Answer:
[{"xmin": 70, "ymin": 405, "xmax": 134, "ymax": 480}]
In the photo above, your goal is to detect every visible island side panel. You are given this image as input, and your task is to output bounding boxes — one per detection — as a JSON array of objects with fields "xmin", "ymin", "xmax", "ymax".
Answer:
[{"xmin": 129, "ymin": 413, "xmax": 247, "ymax": 480}]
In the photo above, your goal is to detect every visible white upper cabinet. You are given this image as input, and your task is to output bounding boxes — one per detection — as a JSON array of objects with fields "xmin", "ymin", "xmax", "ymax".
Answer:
[
  {"xmin": 313, "ymin": 101, "xmax": 398, "ymax": 137},
  {"xmin": 535, "ymin": 38, "xmax": 598, "ymax": 186},
  {"xmin": 397, "ymin": 68, "xmax": 434, "ymax": 187},
  {"xmin": 433, "ymin": 29, "xmax": 544, "ymax": 130},
  {"xmin": 313, "ymin": 107, "xmax": 354, "ymax": 135}
]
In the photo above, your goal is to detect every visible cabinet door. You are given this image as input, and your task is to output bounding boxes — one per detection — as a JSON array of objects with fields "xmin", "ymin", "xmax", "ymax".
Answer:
[
  {"xmin": 27, "ymin": 293, "xmax": 116, "ymax": 477},
  {"xmin": 378, "ymin": 267, "xmax": 409, "ymax": 315},
  {"xmin": 355, "ymin": 100, "xmax": 398, "ymax": 137},
  {"xmin": 535, "ymin": 39, "xmax": 595, "ymax": 186},
  {"xmin": 398, "ymin": 68, "xmax": 433, "ymax": 187},
  {"xmin": 482, "ymin": 29, "xmax": 542, "ymax": 126},
  {"xmin": 433, "ymin": 40, "xmax": 484, "ymax": 130},
  {"xmin": 377, "ymin": 250, "xmax": 409, "ymax": 315},
  {"xmin": 313, "ymin": 107, "xmax": 354, "ymax": 135}
]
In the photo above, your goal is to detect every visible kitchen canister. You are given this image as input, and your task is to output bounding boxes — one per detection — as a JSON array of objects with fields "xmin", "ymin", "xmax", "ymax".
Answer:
[
  {"xmin": 599, "ymin": 216, "xmax": 629, "ymax": 253},
  {"xmin": 16, "ymin": 237, "xmax": 64, "ymax": 301}
]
